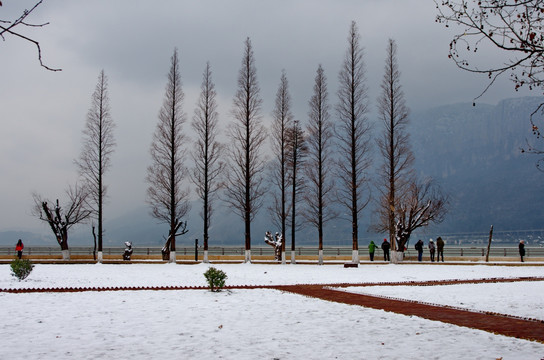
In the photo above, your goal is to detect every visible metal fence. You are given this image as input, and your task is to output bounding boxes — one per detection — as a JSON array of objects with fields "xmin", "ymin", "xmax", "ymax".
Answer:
[{"xmin": 1, "ymin": 246, "xmax": 543, "ymax": 258}]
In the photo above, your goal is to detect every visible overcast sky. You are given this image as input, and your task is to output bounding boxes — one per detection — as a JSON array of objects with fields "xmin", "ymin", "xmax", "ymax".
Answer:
[{"xmin": 0, "ymin": 0, "xmax": 533, "ymax": 234}]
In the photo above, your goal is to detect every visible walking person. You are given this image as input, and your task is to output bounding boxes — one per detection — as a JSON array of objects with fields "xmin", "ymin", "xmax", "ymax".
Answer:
[
  {"xmin": 428, "ymin": 239, "xmax": 436, "ymax": 262},
  {"xmin": 436, "ymin": 236, "xmax": 445, "ymax": 262},
  {"xmin": 519, "ymin": 240, "xmax": 526, "ymax": 262},
  {"xmin": 381, "ymin": 238, "xmax": 391, "ymax": 262},
  {"xmin": 415, "ymin": 239, "xmax": 424, "ymax": 262},
  {"xmin": 15, "ymin": 239, "xmax": 24, "ymax": 259},
  {"xmin": 368, "ymin": 240, "xmax": 377, "ymax": 261}
]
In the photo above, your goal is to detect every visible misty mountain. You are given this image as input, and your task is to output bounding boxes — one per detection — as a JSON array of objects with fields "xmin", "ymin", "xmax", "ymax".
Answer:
[{"xmin": 410, "ymin": 96, "xmax": 544, "ymax": 233}]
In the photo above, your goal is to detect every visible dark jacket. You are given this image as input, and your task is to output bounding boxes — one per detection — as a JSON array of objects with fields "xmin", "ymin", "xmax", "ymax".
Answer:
[
  {"xmin": 381, "ymin": 240, "xmax": 391, "ymax": 252},
  {"xmin": 519, "ymin": 242, "xmax": 526, "ymax": 256},
  {"xmin": 415, "ymin": 240, "xmax": 424, "ymax": 252},
  {"xmin": 436, "ymin": 237, "xmax": 444, "ymax": 251}
]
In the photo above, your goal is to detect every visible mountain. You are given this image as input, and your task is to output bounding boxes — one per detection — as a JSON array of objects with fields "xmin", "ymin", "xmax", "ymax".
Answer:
[{"xmin": 410, "ymin": 96, "xmax": 544, "ymax": 234}]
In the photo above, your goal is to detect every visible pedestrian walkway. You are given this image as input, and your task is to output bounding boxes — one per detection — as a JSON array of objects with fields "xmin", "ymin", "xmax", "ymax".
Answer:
[{"xmin": 275, "ymin": 277, "xmax": 544, "ymax": 343}]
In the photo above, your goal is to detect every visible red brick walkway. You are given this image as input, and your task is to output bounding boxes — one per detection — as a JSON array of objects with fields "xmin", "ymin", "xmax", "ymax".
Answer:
[{"xmin": 273, "ymin": 278, "xmax": 544, "ymax": 343}]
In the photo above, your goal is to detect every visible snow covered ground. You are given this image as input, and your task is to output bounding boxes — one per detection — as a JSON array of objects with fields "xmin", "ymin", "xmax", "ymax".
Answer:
[{"xmin": 1, "ymin": 263, "xmax": 543, "ymax": 359}]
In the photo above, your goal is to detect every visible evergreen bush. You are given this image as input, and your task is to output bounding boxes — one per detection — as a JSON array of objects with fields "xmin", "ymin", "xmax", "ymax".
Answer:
[
  {"xmin": 10, "ymin": 259, "xmax": 34, "ymax": 281},
  {"xmin": 203, "ymin": 267, "xmax": 227, "ymax": 292}
]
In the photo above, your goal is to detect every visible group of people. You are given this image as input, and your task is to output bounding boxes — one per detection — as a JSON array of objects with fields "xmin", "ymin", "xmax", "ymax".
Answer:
[
  {"xmin": 368, "ymin": 237, "xmax": 445, "ymax": 262},
  {"xmin": 368, "ymin": 238, "xmax": 391, "ymax": 261},
  {"xmin": 414, "ymin": 237, "xmax": 445, "ymax": 262}
]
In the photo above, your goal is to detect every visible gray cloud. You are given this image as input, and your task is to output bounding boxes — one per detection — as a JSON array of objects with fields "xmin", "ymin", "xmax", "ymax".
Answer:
[{"xmin": 0, "ymin": 0, "xmax": 533, "ymax": 236}]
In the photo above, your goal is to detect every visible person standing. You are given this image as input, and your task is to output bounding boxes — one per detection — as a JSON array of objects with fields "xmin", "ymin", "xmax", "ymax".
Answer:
[
  {"xmin": 368, "ymin": 240, "xmax": 377, "ymax": 261},
  {"xmin": 381, "ymin": 238, "xmax": 391, "ymax": 261},
  {"xmin": 519, "ymin": 240, "xmax": 526, "ymax": 262},
  {"xmin": 15, "ymin": 239, "xmax": 24, "ymax": 259},
  {"xmin": 428, "ymin": 239, "xmax": 436, "ymax": 262},
  {"xmin": 415, "ymin": 239, "xmax": 424, "ymax": 262},
  {"xmin": 436, "ymin": 236, "xmax": 445, "ymax": 262}
]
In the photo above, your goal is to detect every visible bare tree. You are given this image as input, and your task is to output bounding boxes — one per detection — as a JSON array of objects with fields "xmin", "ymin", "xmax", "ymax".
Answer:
[
  {"xmin": 224, "ymin": 37, "xmax": 267, "ymax": 263},
  {"xmin": 336, "ymin": 21, "xmax": 373, "ymax": 263},
  {"xmin": 0, "ymin": 1, "xmax": 61, "ymax": 71},
  {"xmin": 435, "ymin": 0, "xmax": 544, "ymax": 100},
  {"xmin": 394, "ymin": 178, "xmax": 449, "ymax": 255},
  {"xmin": 373, "ymin": 39, "xmax": 414, "ymax": 257},
  {"xmin": 76, "ymin": 70, "xmax": 116, "ymax": 262},
  {"xmin": 32, "ymin": 185, "xmax": 92, "ymax": 260},
  {"xmin": 146, "ymin": 48, "xmax": 190, "ymax": 262},
  {"xmin": 286, "ymin": 120, "xmax": 307, "ymax": 264},
  {"xmin": 436, "ymin": 1, "xmax": 544, "ymax": 168},
  {"xmin": 269, "ymin": 70, "xmax": 294, "ymax": 263},
  {"xmin": 191, "ymin": 62, "xmax": 224, "ymax": 263},
  {"xmin": 304, "ymin": 64, "xmax": 337, "ymax": 265}
]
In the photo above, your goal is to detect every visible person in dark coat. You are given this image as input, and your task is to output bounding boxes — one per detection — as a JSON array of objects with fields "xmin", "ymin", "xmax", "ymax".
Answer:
[
  {"xmin": 519, "ymin": 240, "xmax": 526, "ymax": 262},
  {"xmin": 15, "ymin": 239, "xmax": 24, "ymax": 259},
  {"xmin": 381, "ymin": 238, "xmax": 391, "ymax": 261},
  {"xmin": 436, "ymin": 236, "xmax": 445, "ymax": 262},
  {"xmin": 415, "ymin": 239, "xmax": 424, "ymax": 262},
  {"xmin": 368, "ymin": 241, "xmax": 377, "ymax": 261}
]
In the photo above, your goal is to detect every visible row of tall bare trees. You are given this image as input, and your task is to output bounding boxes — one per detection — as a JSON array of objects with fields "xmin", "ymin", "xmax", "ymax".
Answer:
[{"xmin": 31, "ymin": 22, "xmax": 447, "ymax": 263}]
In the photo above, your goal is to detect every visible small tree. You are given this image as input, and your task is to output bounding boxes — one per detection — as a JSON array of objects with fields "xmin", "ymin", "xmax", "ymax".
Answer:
[
  {"xmin": 203, "ymin": 267, "xmax": 227, "ymax": 292},
  {"xmin": 10, "ymin": 259, "xmax": 34, "ymax": 281},
  {"xmin": 32, "ymin": 185, "xmax": 92, "ymax": 260}
]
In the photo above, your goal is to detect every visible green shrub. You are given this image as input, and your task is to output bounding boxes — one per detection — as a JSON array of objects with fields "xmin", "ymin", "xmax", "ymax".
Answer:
[
  {"xmin": 10, "ymin": 259, "xmax": 34, "ymax": 281},
  {"xmin": 203, "ymin": 267, "xmax": 227, "ymax": 292}
]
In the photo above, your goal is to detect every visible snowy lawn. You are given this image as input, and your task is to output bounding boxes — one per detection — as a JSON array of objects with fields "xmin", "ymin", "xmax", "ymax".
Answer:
[
  {"xmin": 1, "ymin": 263, "xmax": 544, "ymax": 359},
  {"xmin": 340, "ymin": 281, "xmax": 544, "ymax": 321}
]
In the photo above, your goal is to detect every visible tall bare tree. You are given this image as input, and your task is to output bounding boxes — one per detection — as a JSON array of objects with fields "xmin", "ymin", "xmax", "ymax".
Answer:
[
  {"xmin": 76, "ymin": 70, "xmax": 116, "ymax": 262},
  {"xmin": 225, "ymin": 37, "xmax": 267, "ymax": 263},
  {"xmin": 32, "ymin": 185, "xmax": 91, "ymax": 260},
  {"xmin": 286, "ymin": 120, "xmax": 307, "ymax": 264},
  {"xmin": 304, "ymin": 64, "xmax": 336, "ymax": 265},
  {"xmin": 393, "ymin": 178, "xmax": 449, "ymax": 254},
  {"xmin": 191, "ymin": 62, "xmax": 224, "ymax": 263},
  {"xmin": 336, "ymin": 21, "xmax": 372, "ymax": 263},
  {"xmin": 269, "ymin": 70, "xmax": 294, "ymax": 264},
  {"xmin": 146, "ymin": 48, "xmax": 190, "ymax": 262},
  {"xmin": 373, "ymin": 39, "xmax": 414, "ymax": 258},
  {"xmin": 0, "ymin": 0, "xmax": 60, "ymax": 71}
]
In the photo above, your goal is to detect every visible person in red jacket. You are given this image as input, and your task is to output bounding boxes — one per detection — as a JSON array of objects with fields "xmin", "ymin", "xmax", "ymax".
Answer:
[{"xmin": 15, "ymin": 239, "xmax": 24, "ymax": 259}]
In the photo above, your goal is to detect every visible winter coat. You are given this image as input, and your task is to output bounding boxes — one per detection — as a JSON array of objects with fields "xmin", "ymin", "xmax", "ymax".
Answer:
[
  {"xmin": 381, "ymin": 240, "xmax": 391, "ymax": 252},
  {"xmin": 368, "ymin": 241, "xmax": 377, "ymax": 253},
  {"xmin": 436, "ymin": 237, "xmax": 444, "ymax": 251},
  {"xmin": 519, "ymin": 242, "xmax": 526, "ymax": 256},
  {"xmin": 429, "ymin": 241, "xmax": 436, "ymax": 253},
  {"xmin": 15, "ymin": 242, "xmax": 24, "ymax": 251},
  {"xmin": 415, "ymin": 240, "xmax": 424, "ymax": 252}
]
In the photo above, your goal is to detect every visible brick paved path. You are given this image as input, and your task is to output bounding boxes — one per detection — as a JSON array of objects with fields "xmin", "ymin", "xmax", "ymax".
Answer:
[{"xmin": 274, "ymin": 278, "xmax": 544, "ymax": 343}]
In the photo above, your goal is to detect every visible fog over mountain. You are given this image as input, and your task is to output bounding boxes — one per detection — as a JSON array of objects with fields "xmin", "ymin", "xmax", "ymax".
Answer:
[{"xmin": 2, "ymin": 96, "xmax": 543, "ymax": 247}]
